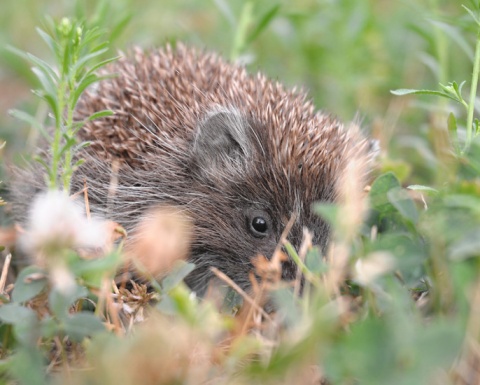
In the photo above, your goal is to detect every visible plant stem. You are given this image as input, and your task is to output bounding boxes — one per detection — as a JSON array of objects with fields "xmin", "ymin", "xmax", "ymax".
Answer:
[
  {"xmin": 429, "ymin": 0, "xmax": 448, "ymax": 87},
  {"xmin": 50, "ymin": 78, "xmax": 66, "ymax": 190},
  {"xmin": 63, "ymin": 85, "xmax": 76, "ymax": 194},
  {"xmin": 465, "ymin": 28, "xmax": 480, "ymax": 153},
  {"xmin": 230, "ymin": 2, "xmax": 253, "ymax": 62}
]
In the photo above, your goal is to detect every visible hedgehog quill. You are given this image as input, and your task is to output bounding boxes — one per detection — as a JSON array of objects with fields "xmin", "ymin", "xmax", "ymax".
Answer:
[{"xmin": 13, "ymin": 44, "xmax": 373, "ymax": 295}]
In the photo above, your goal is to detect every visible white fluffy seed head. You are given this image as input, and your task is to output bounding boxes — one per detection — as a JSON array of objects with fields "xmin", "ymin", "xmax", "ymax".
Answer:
[
  {"xmin": 354, "ymin": 252, "xmax": 396, "ymax": 286},
  {"xmin": 20, "ymin": 190, "xmax": 108, "ymax": 262}
]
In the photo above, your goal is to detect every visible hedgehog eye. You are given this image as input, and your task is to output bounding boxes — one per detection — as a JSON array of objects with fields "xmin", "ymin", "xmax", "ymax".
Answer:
[
  {"xmin": 252, "ymin": 217, "xmax": 268, "ymax": 233},
  {"xmin": 247, "ymin": 210, "xmax": 272, "ymax": 238},
  {"xmin": 248, "ymin": 216, "xmax": 271, "ymax": 239}
]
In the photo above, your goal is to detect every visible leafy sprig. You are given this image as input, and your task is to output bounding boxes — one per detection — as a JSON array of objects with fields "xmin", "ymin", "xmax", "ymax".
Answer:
[
  {"xmin": 392, "ymin": 4, "xmax": 480, "ymax": 154},
  {"xmin": 9, "ymin": 17, "xmax": 118, "ymax": 193}
]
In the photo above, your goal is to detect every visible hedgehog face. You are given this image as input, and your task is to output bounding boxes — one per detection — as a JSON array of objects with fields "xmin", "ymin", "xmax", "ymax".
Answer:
[{"xmin": 185, "ymin": 108, "xmax": 334, "ymax": 294}]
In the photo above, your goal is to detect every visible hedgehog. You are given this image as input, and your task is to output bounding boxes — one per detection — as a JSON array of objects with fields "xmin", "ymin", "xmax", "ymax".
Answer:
[{"xmin": 13, "ymin": 44, "xmax": 372, "ymax": 295}]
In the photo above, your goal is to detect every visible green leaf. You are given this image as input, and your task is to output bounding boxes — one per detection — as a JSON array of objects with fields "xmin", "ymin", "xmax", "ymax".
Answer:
[
  {"xmin": 8, "ymin": 348, "xmax": 47, "ymax": 385},
  {"xmin": 72, "ymin": 73, "xmax": 100, "ymax": 108},
  {"xmin": 87, "ymin": 109, "xmax": 114, "ymax": 121},
  {"xmin": 71, "ymin": 121, "xmax": 87, "ymax": 135},
  {"xmin": 444, "ymin": 194, "xmax": 480, "ymax": 213},
  {"xmin": 387, "ymin": 187, "xmax": 419, "ymax": 224},
  {"xmin": 0, "ymin": 358, "xmax": 10, "ymax": 376},
  {"xmin": 413, "ymin": 320, "xmax": 463, "ymax": 380},
  {"xmin": 160, "ymin": 285, "xmax": 197, "ymax": 322},
  {"xmin": 0, "ymin": 303, "xmax": 37, "ymax": 325},
  {"xmin": 304, "ymin": 247, "xmax": 326, "ymax": 274},
  {"xmin": 32, "ymin": 89, "xmax": 59, "ymax": 122},
  {"xmin": 89, "ymin": 41, "xmax": 110, "ymax": 54},
  {"xmin": 447, "ymin": 113, "xmax": 460, "ymax": 152},
  {"xmin": 313, "ymin": 202, "xmax": 339, "ymax": 227},
  {"xmin": 380, "ymin": 159, "xmax": 411, "ymax": 182},
  {"xmin": 71, "ymin": 250, "xmax": 122, "ymax": 288},
  {"xmin": 372, "ymin": 233, "xmax": 426, "ymax": 274},
  {"xmin": 27, "ymin": 53, "xmax": 59, "ymax": 84},
  {"xmin": 463, "ymin": 5, "xmax": 480, "ymax": 26},
  {"xmin": 78, "ymin": 26, "xmax": 102, "ymax": 48},
  {"xmin": 36, "ymin": 27, "xmax": 58, "ymax": 56},
  {"xmin": 156, "ymin": 295, "xmax": 178, "ymax": 315},
  {"xmin": 78, "ymin": 56, "xmax": 120, "ymax": 85},
  {"xmin": 324, "ymin": 317, "xmax": 395, "ymax": 383},
  {"xmin": 149, "ymin": 278, "xmax": 163, "ymax": 294},
  {"xmin": 40, "ymin": 316, "xmax": 58, "ymax": 339},
  {"xmin": 0, "ymin": 304, "xmax": 40, "ymax": 346},
  {"xmin": 369, "ymin": 172, "xmax": 401, "ymax": 213},
  {"xmin": 62, "ymin": 312, "xmax": 105, "ymax": 342},
  {"xmin": 109, "ymin": 13, "xmax": 133, "ymax": 43},
  {"xmin": 34, "ymin": 155, "xmax": 51, "ymax": 173},
  {"xmin": 80, "ymin": 55, "xmax": 119, "ymax": 82},
  {"xmin": 11, "ymin": 266, "xmax": 48, "ymax": 303},
  {"xmin": 61, "ymin": 32, "xmax": 73, "ymax": 77},
  {"xmin": 454, "ymin": 80, "xmax": 466, "ymax": 95},
  {"xmin": 283, "ymin": 241, "xmax": 319, "ymax": 285},
  {"xmin": 73, "ymin": 158, "xmax": 86, "ymax": 169},
  {"xmin": 390, "ymin": 88, "xmax": 459, "ymax": 102},
  {"xmin": 271, "ymin": 287, "xmax": 299, "ymax": 327},
  {"xmin": 8, "ymin": 109, "xmax": 50, "ymax": 139},
  {"xmin": 448, "ymin": 228, "xmax": 480, "ymax": 260},
  {"xmin": 161, "ymin": 261, "xmax": 196, "ymax": 292},
  {"xmin": 407, "ymin": 185, "xmax": 439, "ymax": 193},
  {"xmin": 49, "ymin": 283, "xmax": 88, "ymax": 319},
  {"xmin": 31, "ymin": 67, "xmax": 57, "ymax": 100},
  {"xmin": 5, "ymin": 44, "xmax": 28, "ymax": 61},
  {"xmin": 73, "ymin": 141, "xmax": 92, "ymax": 152},
  {"xmin": 247, "ymin": 4, "xmax": 281, "ymax": 44},
  {"xmin": 72, "ymin": 46, "xmax": 109, "ymax": 76},
  {"xmin": 59, "ymin": 134, "xmax": 77, "ymax": 156}
]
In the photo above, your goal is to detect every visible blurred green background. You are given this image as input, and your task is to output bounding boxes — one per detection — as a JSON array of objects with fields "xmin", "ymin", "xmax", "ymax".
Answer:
[{"xmin": 0, "ymin": 0, "xmax": 468, "ymax": 182}]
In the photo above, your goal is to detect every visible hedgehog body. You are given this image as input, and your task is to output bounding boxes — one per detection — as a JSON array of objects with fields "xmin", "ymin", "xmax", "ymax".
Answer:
[{"xmin": 16, "ymin": 44, "xmax": 371, "ymax": 294}]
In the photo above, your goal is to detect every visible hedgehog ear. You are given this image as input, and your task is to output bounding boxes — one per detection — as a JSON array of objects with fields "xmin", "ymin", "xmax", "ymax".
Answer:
[{"xmin": 192, "ymin": 109, "xmax": 251, "ymax": 176}]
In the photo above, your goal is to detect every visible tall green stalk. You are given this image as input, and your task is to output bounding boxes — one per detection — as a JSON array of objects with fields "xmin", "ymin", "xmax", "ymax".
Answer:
[
  {"xmin": 465, "ymin": 29, "xmax": 480, "ymax": 153},
  {"xmin": 11, "ymin": 17, "xmax": 117, "ymax": 193}
]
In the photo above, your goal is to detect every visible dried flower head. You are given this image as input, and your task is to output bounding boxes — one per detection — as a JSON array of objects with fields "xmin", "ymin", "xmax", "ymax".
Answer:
[{"xmin": 125, "ymin": 206, "xmax": 193, "ymax": 278}]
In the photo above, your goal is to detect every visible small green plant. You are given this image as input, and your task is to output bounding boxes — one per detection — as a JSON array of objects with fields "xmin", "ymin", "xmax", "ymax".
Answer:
[
  {"xmin": 213, "ymin": 0, "xmax": 281, "ymax": 62},
  {"xmin": 9, "ymin": 17, "xmax": 117, "ymax": 193},
  {"xmin": 392, "ymin": 3, "xmax": 480, "ymax": 155}
]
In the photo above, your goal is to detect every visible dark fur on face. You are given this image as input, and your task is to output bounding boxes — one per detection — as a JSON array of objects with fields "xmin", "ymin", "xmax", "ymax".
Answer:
[{"xmin": 11, "ymin": 44, "xmax": 372, "ymax": 295}]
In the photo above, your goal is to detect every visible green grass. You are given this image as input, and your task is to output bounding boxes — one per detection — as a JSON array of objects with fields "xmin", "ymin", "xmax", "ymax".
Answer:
[{"xmin": 1, "ymin": 0, "xmax": 480, "ymax": 384}]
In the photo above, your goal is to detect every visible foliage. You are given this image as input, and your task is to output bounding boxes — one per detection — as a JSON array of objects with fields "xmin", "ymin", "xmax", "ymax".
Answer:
[
  {"xmin": 8, "ymin": 16, "xmax": 117, "ymax": 193},
  {"xmin": 1, "ymin": 0, "xmax": 480, "ymax": 384},
  {"xmin": 392, "ymin": 3, "xmax": 480, "ymax": 154}
]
